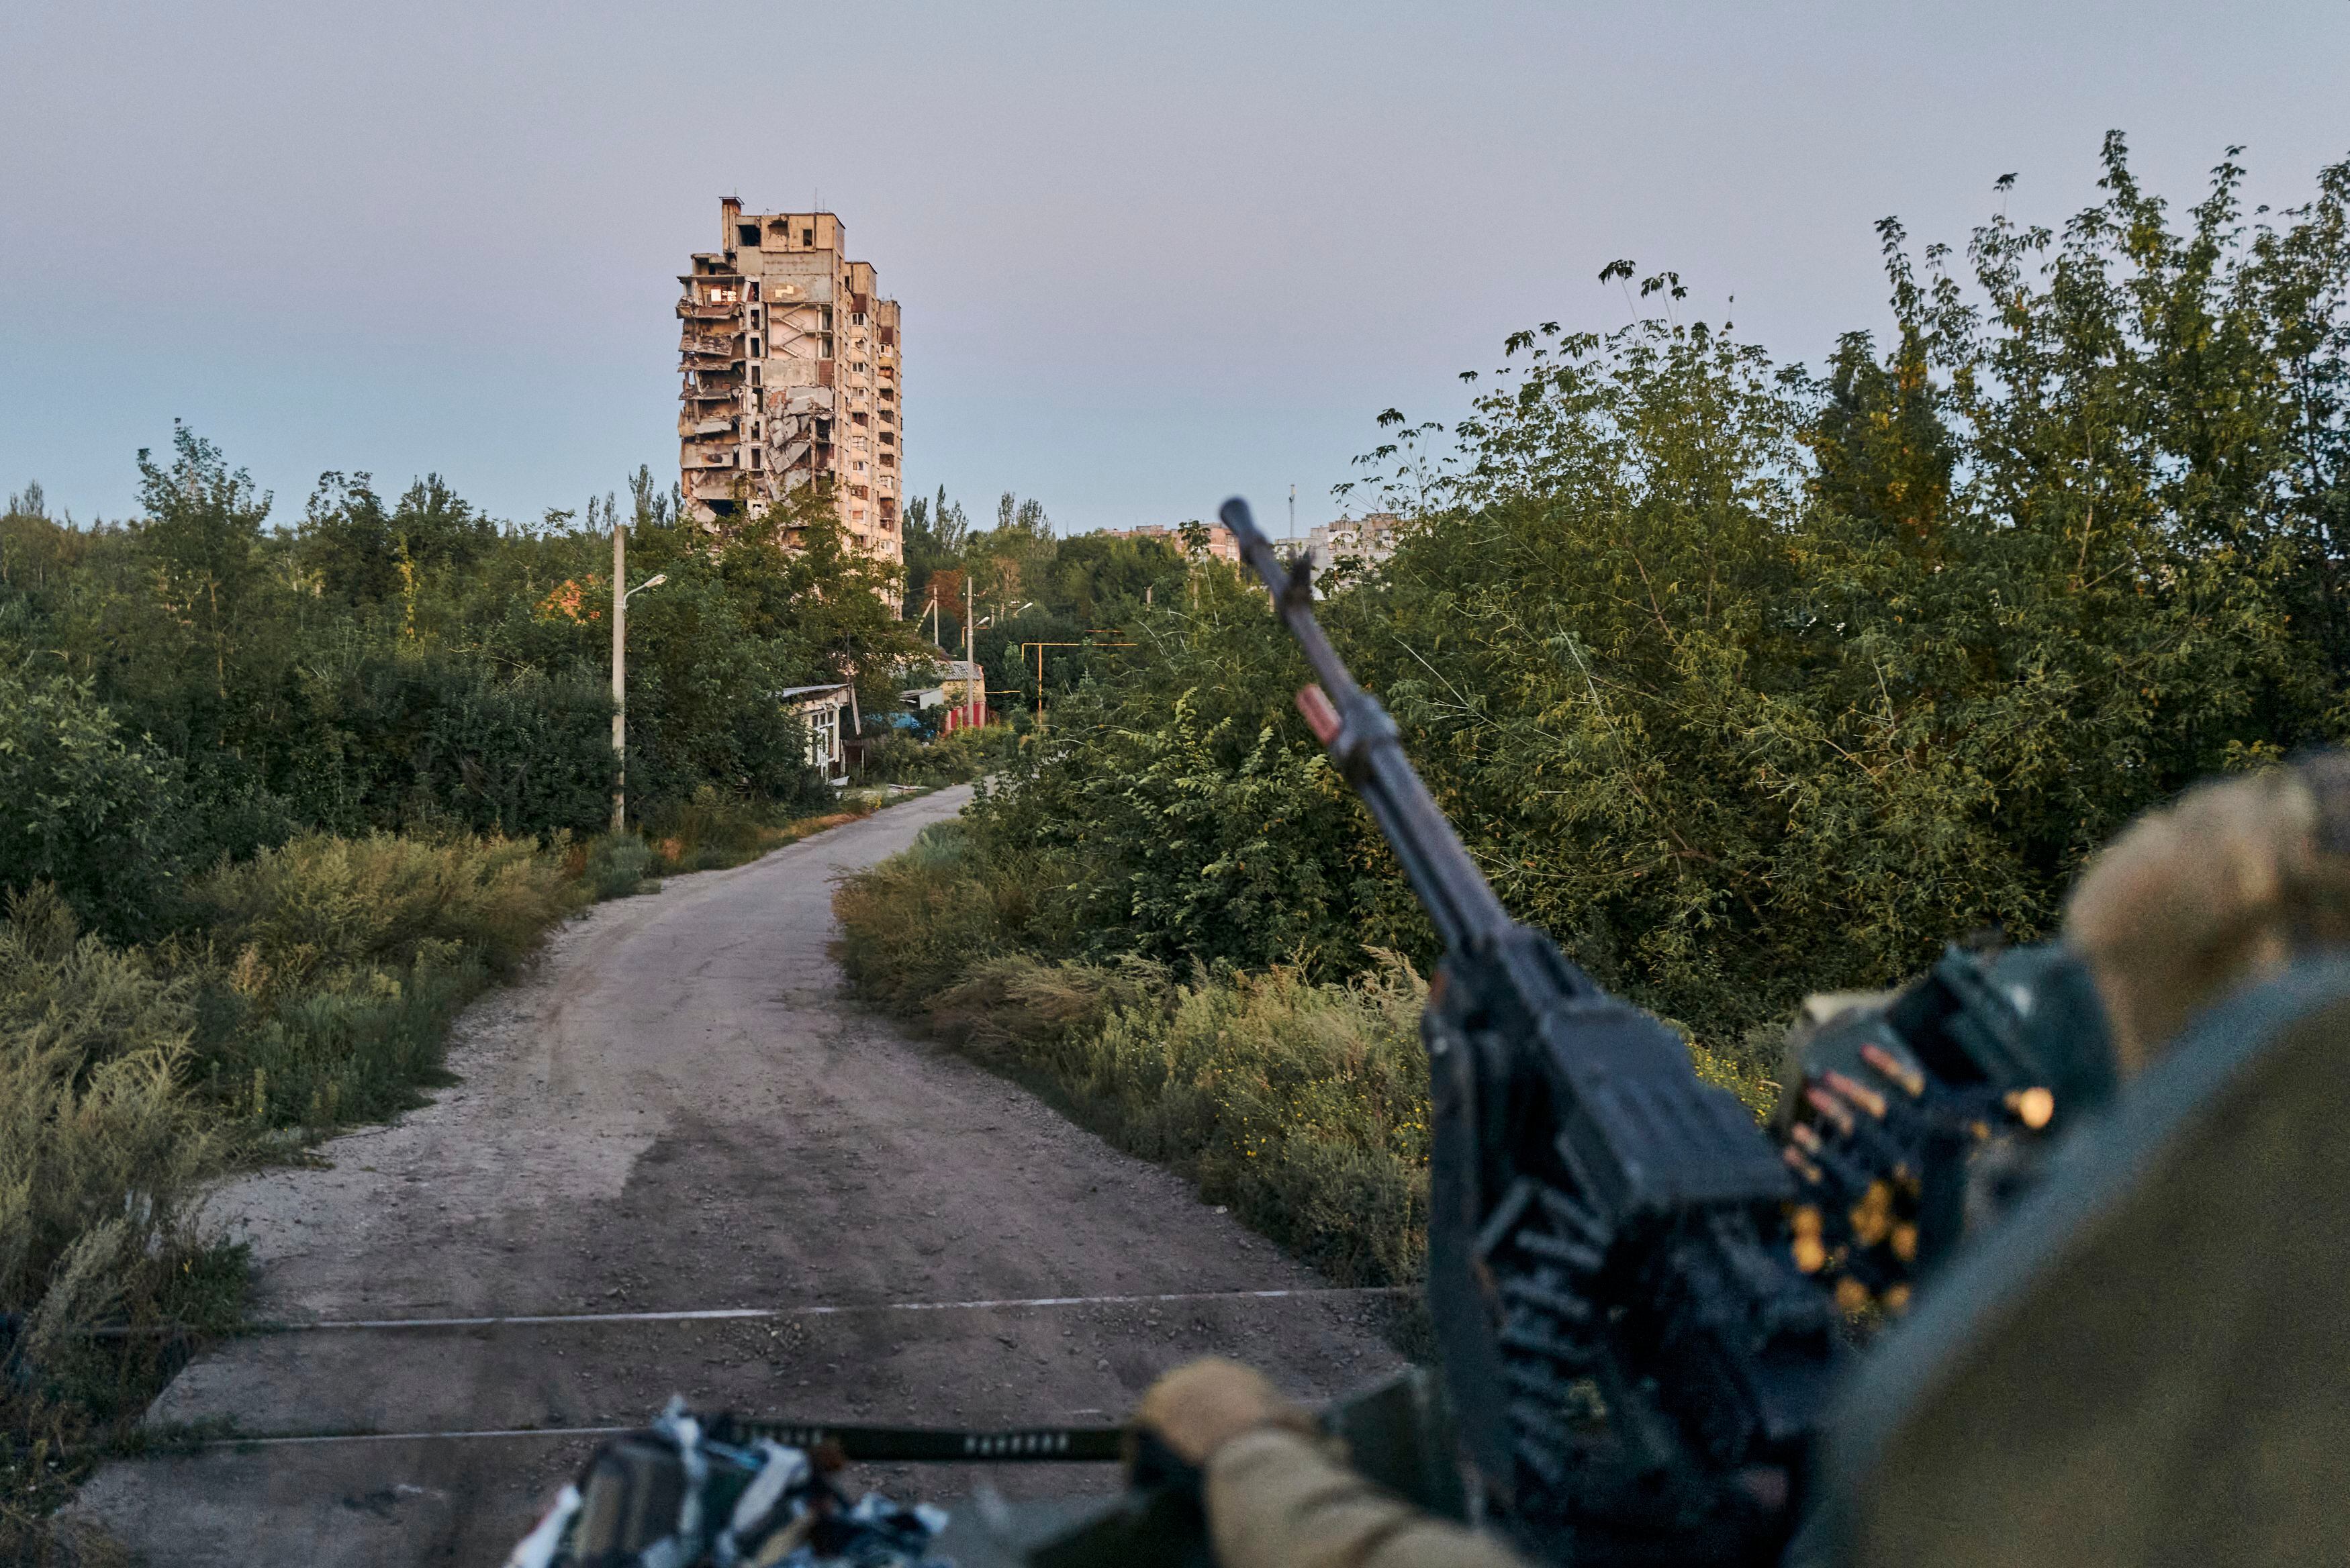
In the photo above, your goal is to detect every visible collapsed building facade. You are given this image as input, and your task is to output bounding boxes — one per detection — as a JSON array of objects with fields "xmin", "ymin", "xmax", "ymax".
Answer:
[{"xmin": 677, "ymin": 200, "xmax": 903, "ymax": 581}]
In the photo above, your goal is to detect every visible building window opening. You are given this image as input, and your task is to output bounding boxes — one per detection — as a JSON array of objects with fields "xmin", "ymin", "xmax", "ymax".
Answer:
[
  {"xmin": 852, "ymin": 411, "xmax": 868, "ymax": 426},
  {"xmin": 749, "ymin": 338, "xmax": 761, "ymax": 356},
  {"xmin": 802, "ymin": 228, "xmax": 814, "ymax": 244},
  {"xmin": 749, "ymin": 281, "xmax": 760, "ymax": 301},
  {"xmin": 738, "ymin": 224, "xmax": 760, "ymax": 246}
]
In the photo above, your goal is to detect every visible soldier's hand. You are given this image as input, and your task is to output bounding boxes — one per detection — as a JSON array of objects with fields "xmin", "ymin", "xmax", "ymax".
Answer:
[{"xmin": 1131, "ymin": 1357, "xmax": 1317, "ymax": 1467}]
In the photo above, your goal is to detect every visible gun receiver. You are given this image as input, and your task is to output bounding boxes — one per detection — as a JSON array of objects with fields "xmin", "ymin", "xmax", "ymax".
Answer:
[{"xmin": 1221, "ymin": 498, "xmax": 1838, "ymax": 1563}]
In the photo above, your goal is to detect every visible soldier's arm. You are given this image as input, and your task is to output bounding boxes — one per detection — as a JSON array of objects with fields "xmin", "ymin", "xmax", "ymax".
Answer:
[{"xmin": 1137, "ymin": 1360, "xmax": 1526, "ymax": 1568}]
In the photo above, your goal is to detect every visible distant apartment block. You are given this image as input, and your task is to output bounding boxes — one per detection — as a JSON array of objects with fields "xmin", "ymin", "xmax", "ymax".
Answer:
[
  {"xmin": 1306, "ymin": 512, "xmax": 1403, "ymax": 576},
  {"xmin": 1095, "ymin": 522, "xmax": 1242, "ymax": 562},
  {"xmin": 677, "ymin": 199, "xmax": 902, "ymax": 576}
]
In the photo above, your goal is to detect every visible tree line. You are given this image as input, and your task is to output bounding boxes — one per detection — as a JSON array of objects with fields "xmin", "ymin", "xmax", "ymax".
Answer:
[
  {"xmin": 0, "ymin": 451, "xmax": 921, "ymax": 941},
  {"xmin": 949, "ymin": 136, "xmax": 2350, "ymax": 1050}
]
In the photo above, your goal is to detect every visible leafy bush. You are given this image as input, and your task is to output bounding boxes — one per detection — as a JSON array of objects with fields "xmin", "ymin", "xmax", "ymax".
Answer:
[
  {"xmin": 581, "ymin": 833, "xmax": 657, "ymax": 899},
  {"xmin": 272, "ymin": 655, "xmax": 617, "ymax": 838},
  {"xmin": 833, "ymin": 819, "xmax": 1073, "ymax": 1004},
  {"xmin": 0, "ymin": 672, "xmax": 190, "ymax": 942},
  {"xmin": 191, "ymin": 830, "xmax": 574, "ymax": 980},
  {"xmin": 855, "ymin": 724, "xmax": 1015, "ymax": 787}
]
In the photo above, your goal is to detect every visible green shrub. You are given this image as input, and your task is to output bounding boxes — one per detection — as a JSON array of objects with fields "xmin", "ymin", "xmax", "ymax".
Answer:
[
  {"xmin": 273, "ymin": 656, "xmax": 617, "ymax": 838},
  {"xmin": 642, "ymin": 787, "xmax": 771, "ymax": 872},
  {"xmin": 833, "ymin": 820, "xmax": 1073, "ymax": 1010},
  {"xmin": 0, "ymin": 672, "xmax": 191, "ymax": 942},
  {"xmin": 191, "ymin": 830, "xmax": 575, "ymax": 981},
  {"xmin": 856, "ymin": 724, "xmax": 1015, "ymax": 787},
  {"xmin": 1063, "ymin": 958, "xmax": 1429, "ymax": 1287},
  {"xmin": 582, "ymin": 833, "xmax": 657, "ymax": 899}
]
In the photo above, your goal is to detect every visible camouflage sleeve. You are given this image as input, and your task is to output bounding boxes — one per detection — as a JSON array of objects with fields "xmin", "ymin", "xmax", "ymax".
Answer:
[
  {"xmin": 2066, "ymin": 751, "xmax": 2350, "ymax": 1074},
  {"xmin": 1204, "ymin": 1427, "xmax": 1528, "ymax": 1568}
]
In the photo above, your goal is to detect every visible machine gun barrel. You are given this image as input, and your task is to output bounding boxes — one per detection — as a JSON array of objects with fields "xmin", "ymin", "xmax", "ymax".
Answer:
[{"xmin": 1217, "ymin": 497, "xmax": 1516, "ymax": 957}]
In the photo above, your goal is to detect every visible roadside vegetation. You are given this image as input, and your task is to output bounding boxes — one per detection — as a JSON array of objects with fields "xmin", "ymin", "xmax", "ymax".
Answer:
[
  {"xmin": 840, "ymin": 138, "xmax": 2350, "ymax": 1285},
  {"xmin": 0, "ymin": 453, "xmax": 989, "ymax": 1557}
]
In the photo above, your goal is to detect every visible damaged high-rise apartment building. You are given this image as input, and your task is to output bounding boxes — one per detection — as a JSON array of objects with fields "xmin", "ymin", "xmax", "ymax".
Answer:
[{"xmin": 676, "ymin": 199, "xmax": 902, "ymax": 575}]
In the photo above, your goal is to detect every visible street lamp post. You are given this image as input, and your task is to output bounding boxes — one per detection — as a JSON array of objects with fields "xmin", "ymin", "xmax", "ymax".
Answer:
[{"xmin": 609, "ymin": 520, "xmax": 667, "ymax": 833}]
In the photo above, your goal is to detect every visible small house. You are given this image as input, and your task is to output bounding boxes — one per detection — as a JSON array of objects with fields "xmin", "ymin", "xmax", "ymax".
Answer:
[{"xmin": 776, "ymin": 683, "xmax": 851, "ymax": 786}]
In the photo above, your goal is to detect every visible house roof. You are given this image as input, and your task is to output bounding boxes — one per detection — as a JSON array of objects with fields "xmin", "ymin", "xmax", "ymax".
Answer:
[{"xmin": 773, "ymin": 683, "xmax": 849, "ymax": 701}]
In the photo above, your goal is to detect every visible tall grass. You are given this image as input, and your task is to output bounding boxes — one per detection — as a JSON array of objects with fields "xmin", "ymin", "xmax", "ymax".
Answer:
[
  {"xmin": 187, "ymin": 832, "xmax": 580, "ymax": 1129},
  {"xmin": 1, "ymin": 888, "xmax": 241, "ymax": 1562},
  {"xmin": 835, "ymin": 822, "xmax": 1780, "ymax": 1287}
]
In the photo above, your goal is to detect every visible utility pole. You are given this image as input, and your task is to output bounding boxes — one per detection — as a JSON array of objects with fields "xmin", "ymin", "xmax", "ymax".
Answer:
[
  {"xmin": 1034, "ymin": 642, "xmax": 1045, "ymax": 730},
  {"xmin": 965, "ymin": 571, "xmax": 976, "ymax": 728},
  {"xmin": 608, "ymin": 526, "xmax": 668, "ymax": 834},
  {"xmin": 611, "ymin": 522, "xmax": 626, "ymax": 832},
  {"xmin": 1289, "ymin": 483, "xmax": 1296, "ymax": 543}
]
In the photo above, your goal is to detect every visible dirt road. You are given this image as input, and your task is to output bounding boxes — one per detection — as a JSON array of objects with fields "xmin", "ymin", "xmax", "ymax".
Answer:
[{"xmin": 71, "ymin": 787, "xmax": 1401, "ymax": 1565}]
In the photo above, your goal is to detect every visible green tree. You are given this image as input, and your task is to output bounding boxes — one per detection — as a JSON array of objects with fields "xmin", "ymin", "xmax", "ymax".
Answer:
[{"xmin": 132, "ymin": 423, "xmax": 272, "ymax": 701}]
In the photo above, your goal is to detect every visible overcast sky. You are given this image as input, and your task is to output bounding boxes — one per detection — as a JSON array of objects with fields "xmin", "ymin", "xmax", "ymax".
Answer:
[{"xmin": 4, "ymin": 1, "xmax": 2345, "ymax": 535}]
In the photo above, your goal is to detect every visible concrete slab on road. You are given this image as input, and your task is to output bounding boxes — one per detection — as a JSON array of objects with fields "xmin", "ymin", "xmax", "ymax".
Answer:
[{"xmin": 70, "ymin": 786, "xmax": 1405, "ymax": 1565}]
